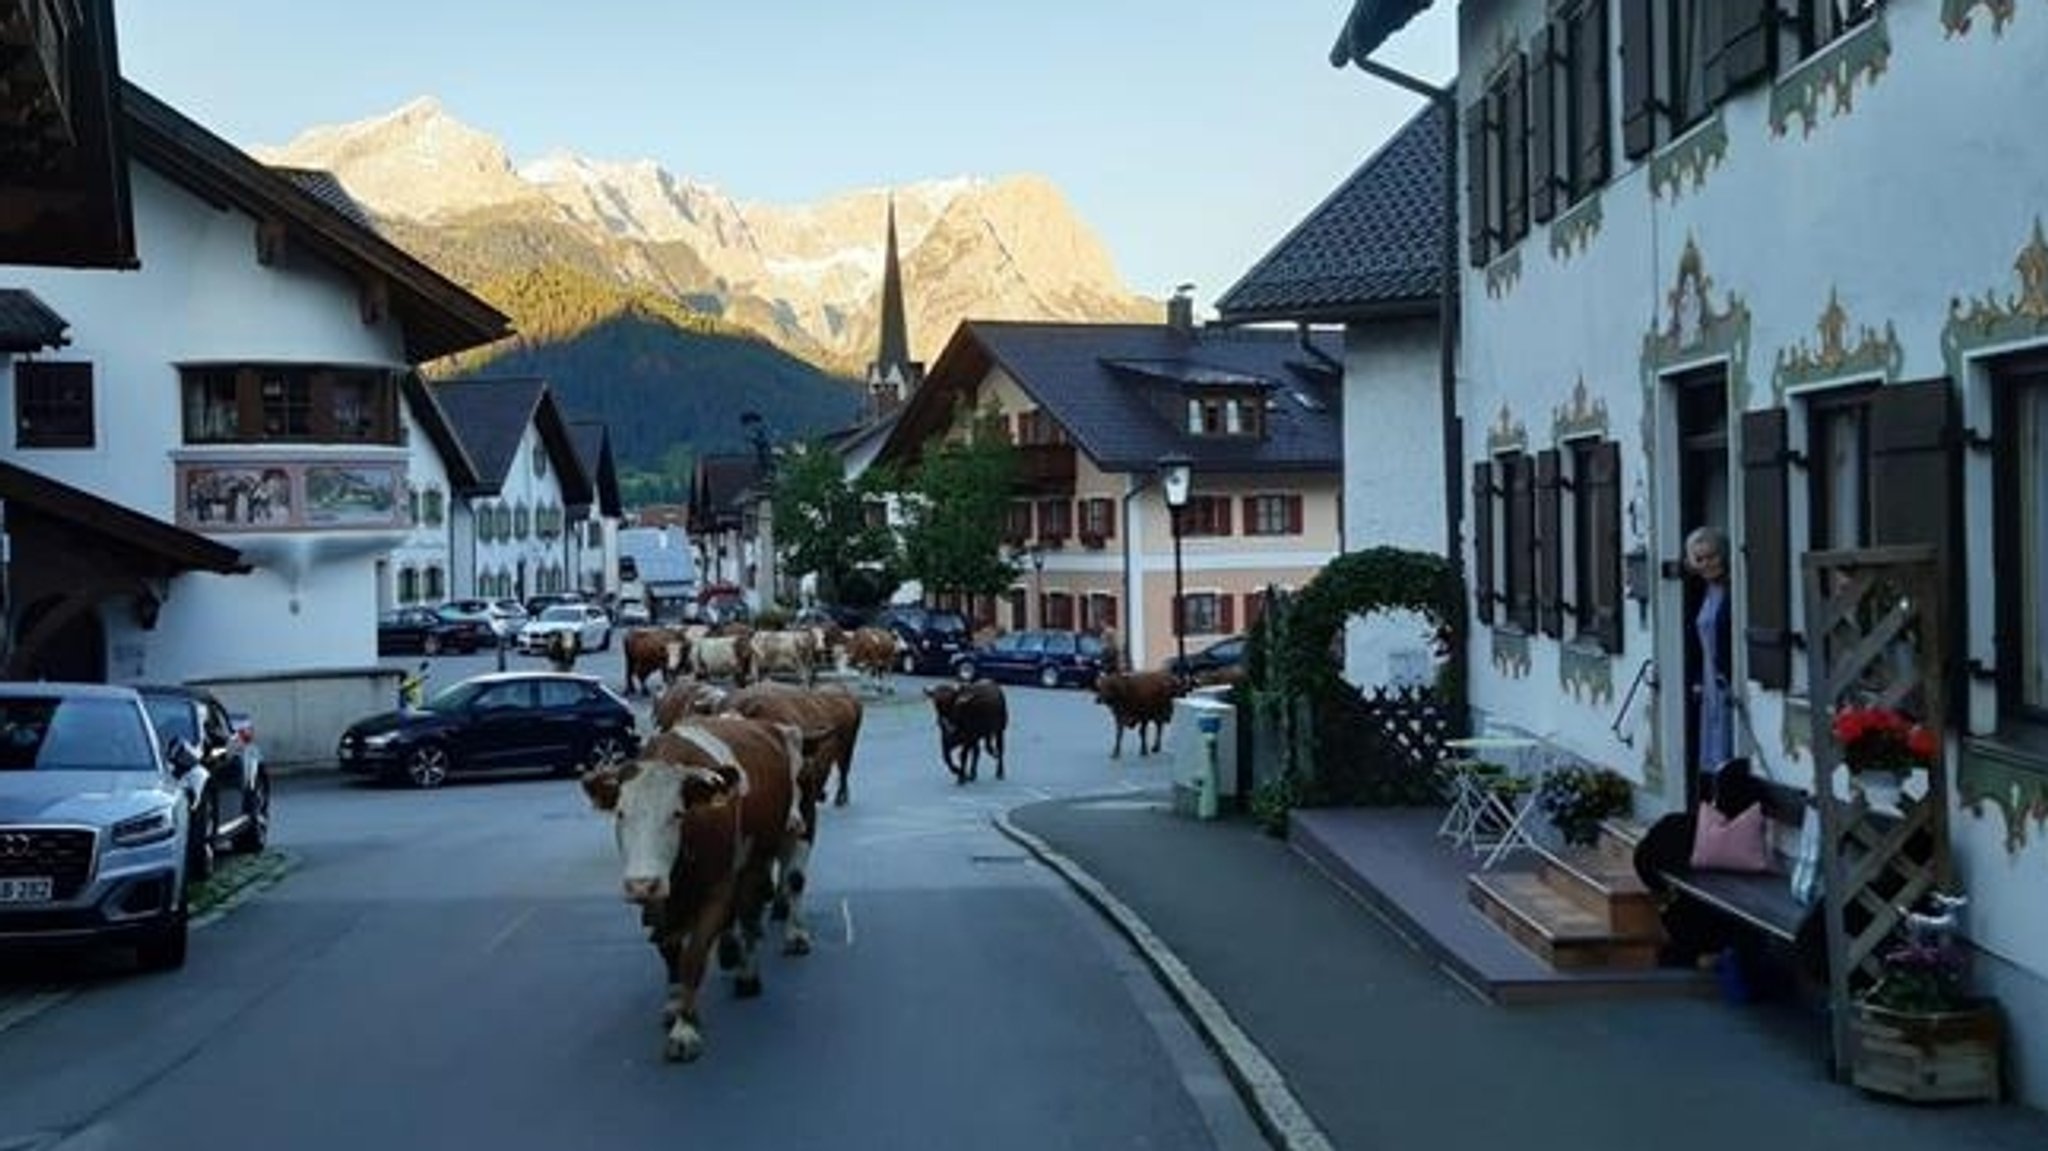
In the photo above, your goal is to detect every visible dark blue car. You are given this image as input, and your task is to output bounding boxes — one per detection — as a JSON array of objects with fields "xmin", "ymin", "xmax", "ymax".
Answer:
[{"xmin": 950, "ymin": 629, "xmax": 1109, "ymax": 690}]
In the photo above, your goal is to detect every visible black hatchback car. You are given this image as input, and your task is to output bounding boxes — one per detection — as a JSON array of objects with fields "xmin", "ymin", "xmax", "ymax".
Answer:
[
  {"xmin": 951, "ymin": 629, "xmax": 1110, "ymax": 690},
  {"xmin": 336, "ymin": 671, "xmax": 637, "ymax": 789},
  {"xmin": 377, "ymin": 607, "xmax": 484, "ymax": 656},
  {"xmin": 874, "ymin": 606, "xmax": 971, "ymax": 675}
]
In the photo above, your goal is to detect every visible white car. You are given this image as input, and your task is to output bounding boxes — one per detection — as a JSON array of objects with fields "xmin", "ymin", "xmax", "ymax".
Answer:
[{"xmin": 517, "ymin": 604, "xmax": 611, "ymax": 654}]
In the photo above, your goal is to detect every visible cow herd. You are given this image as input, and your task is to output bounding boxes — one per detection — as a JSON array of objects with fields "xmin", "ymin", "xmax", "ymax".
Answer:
[{"xmin": 577, "ymin": 623, "xmax": 1196, "ymax": 1064}]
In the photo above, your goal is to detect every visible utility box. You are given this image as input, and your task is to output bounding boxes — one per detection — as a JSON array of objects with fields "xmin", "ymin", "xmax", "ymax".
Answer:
[{"xmin": 1169, "ymin": 691, "xmax": 1238, "ymax": 820}]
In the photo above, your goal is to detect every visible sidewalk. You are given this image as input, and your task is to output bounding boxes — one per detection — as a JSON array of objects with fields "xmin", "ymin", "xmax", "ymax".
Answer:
[{"xmin": 1001, "ymin": 792, "xmax": 2048, "ymax": 1151}]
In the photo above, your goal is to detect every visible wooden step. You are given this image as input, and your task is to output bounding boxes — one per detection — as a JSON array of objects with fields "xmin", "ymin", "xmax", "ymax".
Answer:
[
  {"xmin": 1597, "ymin": 817, "xmax": 1650, "ymax": 866},
  {"xmin": 1537, "ymin": 844, "xmax": 1664, "ymax": 939},
  {"xmin": 1467, "ymin": 871, "xmax": 1662, "ymax": 972}
]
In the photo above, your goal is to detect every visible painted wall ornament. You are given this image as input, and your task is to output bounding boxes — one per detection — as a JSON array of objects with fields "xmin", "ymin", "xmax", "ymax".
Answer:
[
  {"xmin": 1941, "ymin": 217, "xmax": 2048, "ymax": 381},
  {"xmin": 1485, "ymin": 248, "xmax": 1524, "ymax": 299},
  {"xmin": 1649, "ymin": 111, "xmax": 1728, "ymax": 202},
  {"xmin": 1773, "ymin": 287, "xmax": 1905, "ymax": 400},
  {"xmin": 1548, "ymin": 192, "xmax": 1604, "ymax": 263},
  {"xmin": 1485, "ymin": 402, "xmax": 1528, "ymax": 456},
  {"xmin": 1551, "ymin": 375, "xmax": 1611, "ymax": 444},
  {"xmin": 1942, "ymin": 0, "xmax": 2018, "ymax": 36},
  {"xmin": 1769, "ymin": 13, "xmax": 1891, "ymax": 138}
]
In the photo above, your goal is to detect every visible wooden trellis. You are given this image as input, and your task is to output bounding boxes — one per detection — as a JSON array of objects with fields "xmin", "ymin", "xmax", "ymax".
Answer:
[{"xmin": 1802, "ymin": 545, "xmax": 1953, "ymax": 1080}]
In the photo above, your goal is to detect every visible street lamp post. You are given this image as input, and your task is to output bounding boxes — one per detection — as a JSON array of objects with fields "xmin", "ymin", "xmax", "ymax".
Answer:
[
  {"xmin": 1158, "ymin": 453, "xmax": 1192, "ymax": 681},
  {"xmin": 1028, "ymin": 543, "xmax": 1046, "ymax": 626}
]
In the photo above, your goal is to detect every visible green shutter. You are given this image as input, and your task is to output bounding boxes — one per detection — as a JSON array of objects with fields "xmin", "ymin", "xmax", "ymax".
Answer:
[{"xmin": 1741, "ymin": 407, "xmax": 1791, "ymax": 689}]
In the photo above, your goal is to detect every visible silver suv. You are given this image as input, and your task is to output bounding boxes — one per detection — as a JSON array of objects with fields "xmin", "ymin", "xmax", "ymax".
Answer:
[{"xmin": 0, "ymin": 683, "xmax": 193, "ymax": 971}]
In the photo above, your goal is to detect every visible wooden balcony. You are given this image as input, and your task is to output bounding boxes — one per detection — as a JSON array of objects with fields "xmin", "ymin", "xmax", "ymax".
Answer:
[{"xmin": 1015, "ymin": 443, "xmax": 1076, "ymax": 494}]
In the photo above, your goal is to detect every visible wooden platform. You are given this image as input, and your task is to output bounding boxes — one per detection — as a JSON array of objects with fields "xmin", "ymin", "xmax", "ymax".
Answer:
[{"xmin": 1290, "ymin": 806, "xmax": 1705, "ymax": 1005}]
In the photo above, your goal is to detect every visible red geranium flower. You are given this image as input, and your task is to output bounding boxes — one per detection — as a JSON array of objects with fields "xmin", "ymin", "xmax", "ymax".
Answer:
[{"xmin": 1831, "ymin": 705, "xmax": 1939, "ymax": 773}]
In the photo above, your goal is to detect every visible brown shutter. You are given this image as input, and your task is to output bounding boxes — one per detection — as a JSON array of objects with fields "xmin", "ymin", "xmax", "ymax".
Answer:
[
  {"xmin": 1870, "ymin": 379, "xmax": 1957, "ymax": 552},
  {"xmin": 1620, "ymin": 0, "xmax": 1657, "ymax": 159},
  {"xmin": 1574, "ymin": 2, "xmax": 1610, "ymax": 192},
  {"xmin": 1243, "ymin": 593, "xmax": 1262, "ymax": 631},
  {"xmin": 1719, "ymin": 0, "xmax": 1775, "ymax": 94},
  {"xmin": 1506, "ymin": 454, "xmax": 1537, "ymax": 632},
  {"xmin": 1241, "ymin": 496, "xmax": 1258, "ymax": 535},
  {"xmin": 1103, "ymin": 498, "xmax": 1116, "ymax": 540},
  {"xmin": 1288, "ymin": 495, "xmax": 1304, "ymax": 534},
  {"xmin": 1218, "ymin": 496, "xmax": 1234, "ymax": 536},
  {"xmin": 1220, "ymin": 595, "xmax": 1236, "ymax": 634},
  {"xmin": 1503, "ymin": 53, "xmax": 1528, "ymax": 243},
  {"xmin": 1588, "ymin": 440, "xmax": 1624, "ymax": 654},
  {"xmin": 1465, "ymin": 100, "xmax": 1491, "ymax": 267},
  {"xmin": 1535, "ymin": 449, "xmax": 1564, "ymax": 637},
  {"xmin": 1741, "ymin": 407, "xmax": 1791, "ymax": 689},
  {"xmin": 1104, "ymin": 595, "xmax": 1118, "ymax": 629},
  {"xmin": 1530, "ymin": 27, "xmax": 1557, "ymax": 224},
  {"xmin": 1472, "ymin": 461, "xmax": 1497, "ymax": 625}
]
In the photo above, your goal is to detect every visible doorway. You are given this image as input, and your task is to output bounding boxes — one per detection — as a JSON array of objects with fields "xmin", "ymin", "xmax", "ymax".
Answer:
[{"xmin": 1673, "ymin": 367, "xmax": 1731, "ymax": 809}]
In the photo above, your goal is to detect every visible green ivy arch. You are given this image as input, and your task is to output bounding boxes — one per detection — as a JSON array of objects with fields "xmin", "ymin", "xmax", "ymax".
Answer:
[{"xmin": 1244, "ymin": 545, "xmax": 1467, "ymax": 809}]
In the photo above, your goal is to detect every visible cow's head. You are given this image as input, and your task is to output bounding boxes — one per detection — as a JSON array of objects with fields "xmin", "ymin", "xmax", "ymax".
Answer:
[
  {"xmin": 583, "ymin": 736, "xmax": 739, "ymax": 905},
  {"xmin": 1092, "ymin": 673, "xmax": 1129, "ymax": 709}
]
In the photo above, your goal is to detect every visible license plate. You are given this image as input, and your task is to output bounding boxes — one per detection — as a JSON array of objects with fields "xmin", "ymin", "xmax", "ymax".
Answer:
[{"xmin": 0, "ymin": 877, "xmax": 53, "ymax": 903}]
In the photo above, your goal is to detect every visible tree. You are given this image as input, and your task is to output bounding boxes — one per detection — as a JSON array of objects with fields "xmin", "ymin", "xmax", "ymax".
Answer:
[
  {"xmin": 895, "ymin": 405, "xmax": 1020, "ymax": 602},
  {"xmin": 770, "ymin": 441, "xmax": 897, "ymax": 604}
]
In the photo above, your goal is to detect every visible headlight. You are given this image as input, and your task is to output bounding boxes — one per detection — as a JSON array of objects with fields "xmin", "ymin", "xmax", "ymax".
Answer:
[
  {"xmin": 361, "ymin": 731, "xmax": 399, "ymax": 749},
  {"xmin": 111, "ymin": 806, "xmax": 178, "ymax": 847}
]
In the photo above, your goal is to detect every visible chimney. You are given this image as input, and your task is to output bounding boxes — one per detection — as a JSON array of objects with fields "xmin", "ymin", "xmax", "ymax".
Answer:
[{"xmin": 1167, "ymin": 283, "xmax": 1196, "ymax": 335}]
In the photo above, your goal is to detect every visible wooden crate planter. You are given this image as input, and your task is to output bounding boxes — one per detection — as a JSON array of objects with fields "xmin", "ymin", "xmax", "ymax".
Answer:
[{"xmin": 1849, "ymin": 999, "xmax": 2003, "ymax": 1103}]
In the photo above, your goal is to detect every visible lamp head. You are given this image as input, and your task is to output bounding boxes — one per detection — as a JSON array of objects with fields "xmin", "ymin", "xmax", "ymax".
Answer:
[{"xmin": 1158, "ymin": 453, "xmax": 1193, "ymax": 509}]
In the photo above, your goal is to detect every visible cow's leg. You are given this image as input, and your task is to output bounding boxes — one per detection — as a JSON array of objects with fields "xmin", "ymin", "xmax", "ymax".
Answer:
[
  {"xmin": 663, "ymin": 927, "xmax": 716, "ymax": 1062},
  {"xmin": 777, "ymin": 836, "xmax": 814, "ymax": 956},
  {"xmin": 991, "ymin": 730, "xmax": 1006, "ymax": 781},
  {"xmin": 1111, "ymin": 721, "xmax": 1124, "ymax": 759},
  {"xmin": 832, "ymin": 741, "xmax": 853, "ymax": 807},
  {"xmin": 729, "ymin": 866, "xmax": 772, "ymax": 998}
]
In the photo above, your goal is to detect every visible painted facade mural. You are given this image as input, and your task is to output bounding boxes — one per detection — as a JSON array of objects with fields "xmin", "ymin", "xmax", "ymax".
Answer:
[{"xmin": 178, "ymin": 460, "xmax": 408, "ymax": 532}]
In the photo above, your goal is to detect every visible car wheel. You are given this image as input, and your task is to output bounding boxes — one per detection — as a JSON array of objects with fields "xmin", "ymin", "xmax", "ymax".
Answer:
[
  {"xmin": 135, "ymin": 902, "xmax": 188, "ymax": 973},
  {"xmin": 1038, "ymin": 665, "xmax": 1062, "ymax": 690},
  {"xmin": 405, "ymin": 743, "xmax": 451, "ymax": 789},
  {"xmin": 598, "ymin": 628, "xmax": 612, "ymax": 652},
  {"xmin": 423, "ymin": 633, "xmax": 442, "ymax": 656},
  {"xmin": 576, "ymin": 733, "xmax": 629, "ymax": 776},
  {"xmin": 899, "ymin": 650, "xmax": 917, "ymax": 675},
  {"xmin": 186, "ymin": 797, "xmax": 217, "ymax": 884},
  {"xmin": 956, "ymin": 660, "xmax": 977, "ymax": 682},
  {"xmin": 232, "ymin": 774, "xmax": 270, "ymax": 853}
]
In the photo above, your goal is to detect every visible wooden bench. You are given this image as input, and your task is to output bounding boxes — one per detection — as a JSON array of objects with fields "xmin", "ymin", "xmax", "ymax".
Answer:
[{"xmin": 1657, "ymin": 778, "xmax": 1814, "ymax": 944}]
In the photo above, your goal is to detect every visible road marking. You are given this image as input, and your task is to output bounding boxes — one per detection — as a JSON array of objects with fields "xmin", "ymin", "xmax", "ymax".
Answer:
[
  {"xmin": 0, "ymin": 989, "xmax": 73, "ymax": 1039},
  {"xmin": 839, "ymin": 898, "xmax": 855, "ymax": 947}
]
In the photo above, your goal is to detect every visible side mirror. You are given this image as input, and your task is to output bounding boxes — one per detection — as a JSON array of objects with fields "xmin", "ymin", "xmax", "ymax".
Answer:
[{"xmin": 166, "ymin": 739, "xmax": 201, "ymax": 774}]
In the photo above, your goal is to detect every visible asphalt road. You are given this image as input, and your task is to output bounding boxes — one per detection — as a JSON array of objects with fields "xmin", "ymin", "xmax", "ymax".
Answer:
[{"xmin": 0, "ymin": 665, "xmax": 1263, "ymax": 1151}]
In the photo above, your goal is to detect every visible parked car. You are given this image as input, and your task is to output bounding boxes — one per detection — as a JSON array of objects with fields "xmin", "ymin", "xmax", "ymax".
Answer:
[
  {"xmin": 135, "ymin": 684, "xmax": 271, "ymax": 880},
  {"xmin": 615, "ymin": 597, "xmax": 652, "ymax": 626},
  {"xmin": 379, "ymin": 607, "xmax": 484, "ymax": 656},
  {"xmin": 1164, "ymin": 635, "xmax": 1248, "ymax": 682},
  {"xmin": 874, "ymin": 606, "xmax": 972, "ymax": 675},
  {"xmin": 0, "ymin": 683, "xmax": 194, "ymax": 971},
  {"xmin": 517, "ymin": 603, "xmax": 613, "ymax": 654},
  {"xmin": 436, "ymin": 598, "xmax": 522, "ymax": 643},
  {"xmin": 951, "ymin": 629, "xmax": 1110, "ymax": 689},
  {"xmin": 335, "ymin": 671, "xmax": 638, "ymax": 788},
  {"xmin": 524, "ymin": 591, "xmax": 586, "ymax": 617},
  {"xmin": 694, "ymin": 583, "xmax": 753, "ymax": 627}
]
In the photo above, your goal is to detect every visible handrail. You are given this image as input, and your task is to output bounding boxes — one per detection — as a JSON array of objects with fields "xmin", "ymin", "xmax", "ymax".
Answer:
[{"xmin": 1610, "ymin": 657, "xmax": 1657, "ymax": 747}]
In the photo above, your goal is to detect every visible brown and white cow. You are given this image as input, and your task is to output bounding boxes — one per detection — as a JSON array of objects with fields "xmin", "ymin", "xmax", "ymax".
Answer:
[
  {"xmin": 842, "ymin": 626, "xmax": 902, "ymax": 694},
  {"xmin": 690, "ymin": 633, "xmax": 754, "ymax": 685},
  {"xmin": 621, "ymin": 627, "xmax": 688, "ymax": 697},
  {"xmin": 750, "ymin": 628, "xmax": 819, "ymax": 687},
  {"xmin": 580, "ymin": 718, "xmax": 803, "ymax": 1063},
  {"xmin": 1093, "ymin": 670, "xmax": 1184, "ymax": 758},
  {"xmin": 925, "ymin": 679, "xmax": 1007, "ymax": 783}
]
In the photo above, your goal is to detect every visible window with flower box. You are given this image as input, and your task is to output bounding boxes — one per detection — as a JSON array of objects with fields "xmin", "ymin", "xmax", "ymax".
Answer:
[{"xmin": 1036, "ymin": 498, "xmax": 1071, "ymax": 543}]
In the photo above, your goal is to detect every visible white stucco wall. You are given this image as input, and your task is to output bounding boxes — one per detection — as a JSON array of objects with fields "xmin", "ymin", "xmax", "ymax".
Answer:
[
  {"xmin": 0, "ymin": 162, "xmax": 415, "ymax": 679},
  {"xmin": 1452, "ymin": 0, "xmax": 2048, "ymax": 1104},
  {"xmin": 469, "ymin": 422, "xmax": 575, "ymax": 601},
  {"xmin": 387, "ymin": 398, "xmax": 455, "ymax": 607}
]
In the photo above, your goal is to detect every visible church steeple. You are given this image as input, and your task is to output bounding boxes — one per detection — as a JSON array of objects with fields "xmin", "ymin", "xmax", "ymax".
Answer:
[{"xmin": 865, "ymin": 194, "xmax": 922, "ymax": 420}]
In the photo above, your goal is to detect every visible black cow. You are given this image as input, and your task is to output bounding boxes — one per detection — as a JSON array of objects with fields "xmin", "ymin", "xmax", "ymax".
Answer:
[{"xmin": 925, "ymin": 679, "xmax": 1007, "ymax": 783}]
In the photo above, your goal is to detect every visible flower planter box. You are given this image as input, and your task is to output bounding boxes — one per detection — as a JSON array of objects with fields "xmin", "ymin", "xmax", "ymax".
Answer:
[{"xmin": 1849, "ymin": 1000, "xmax": 2002, "ymax": 1103}]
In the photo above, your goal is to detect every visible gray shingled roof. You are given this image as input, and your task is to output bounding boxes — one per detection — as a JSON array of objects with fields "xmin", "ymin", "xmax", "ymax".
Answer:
[
  {"xmin": 1216, "ymin": 102, "xmax": 1446, "ymax": 324},
  {"xmin": 0, "ymin": 290, "xmax": 70, "ymax": 352},
  {"xmin": 568, "ymin": 421, "xmax": 623, "ymax": 518},
  {"xmin": 690, "ymin": 454, "xmax": 763, "ymax": 532},
  {"xmin": 887, "ymin": 321, "xmax": 1342, "ymax": 475},
  {"xmin": 1329, "ymin": 0, "xmax": 1439, "ymax": 66},
  {"xmin": 431, "ymin": 377, "xmax": 592, "ymax": 505},
  {"xmin": 269, "ymin": 165, "xmax": 375, "ymax": 229}
]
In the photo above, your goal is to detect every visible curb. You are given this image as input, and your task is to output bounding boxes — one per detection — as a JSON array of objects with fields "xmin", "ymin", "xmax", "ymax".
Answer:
[{"xmin": 994, "ymin": 808, "xmax": 1335, "ymax": 1151}]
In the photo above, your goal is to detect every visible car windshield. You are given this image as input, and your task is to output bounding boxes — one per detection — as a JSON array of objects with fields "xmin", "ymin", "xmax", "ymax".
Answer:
[
  {"xmin": 419, "ymin": 681, "xmax": 487, "ymax": 713},
  {"xmin": 540, "ymin": 606, "xmax": 583, "ymax": 622},
  {"xmin": 0, "ymin": 697, "xmax": 157, "ymax": 772},
  {"xmin": 141, "ymin": 696, "xmax": 198, "ymax": 744},
  {"xmin": 930, "ymin": 613, "xmax": 968, "ymax": 635}
]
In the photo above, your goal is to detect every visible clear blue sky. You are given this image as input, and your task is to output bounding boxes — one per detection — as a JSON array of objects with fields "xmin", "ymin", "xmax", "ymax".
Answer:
[{"xmin": 115, "ymin": 2, "xmax": 1454, "ymax": 316}]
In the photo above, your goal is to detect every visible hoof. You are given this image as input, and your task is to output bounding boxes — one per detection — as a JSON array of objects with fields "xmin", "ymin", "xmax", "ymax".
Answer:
[
  {"xmin": 783, "ymin": 930, "xmax": 813, "ymax": 956},
  {"xmin": 716, "ymin": 933, "xmax": 742, "ymax": 971},
  {"xmin": 771, "ymin": 896, "xmax": 790, "ymax": 922},
  {"xmin": 734, "ymin": 975, "xmax": 763, "ymax": 999},
  {"xmin": 834, "ymin": 792, "xmax": 849, "ymax": 807},
  {"xmin": 663, "ymin": 1022, "xmax": 703, "ymax": 1063}
]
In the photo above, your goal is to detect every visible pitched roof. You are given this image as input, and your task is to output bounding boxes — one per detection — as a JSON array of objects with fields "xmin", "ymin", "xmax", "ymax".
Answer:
[
  {"xmin": 430, "ymin": 377, "xmax": 593, "ymax": 505},
  {"xmin": 0, "ymin": 461, "xmax": 248, "ymax": 577},
  {"xmin": 268, "ymin": 166, "xmax": 375, "ymax": 229},
  {"xmin": 0, "ymin": 290, "xmax": 71, "ymax": 352},
  {"xmin": 120, "ymin": 82, "xmax": 512, "ymax": 362},
  {"xmin": 1216, "ymin": 102, "xmax": 1446, "ymax": 324},
  {"xmin": 399, "ymin": 372, "xmax": 481, "ymax": 492},
  {"xmin": 1329, "ymin": 0, "xmax": 1439, "ymax": 66},
  {"xmin": 567, "ymin": 421, "xmax": 623, "ymax": 518},
  {"xmin": 689, "ymin": 454, "xmax": 763, "ymax": 531},
  {"xmin": 878, "ymin": 321, "xmax": 1343, "ymax": 475}
]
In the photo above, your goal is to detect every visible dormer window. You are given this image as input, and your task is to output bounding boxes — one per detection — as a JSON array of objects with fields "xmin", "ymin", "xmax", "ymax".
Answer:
[{"xmin": 1185, "ymin": 393, "xmax": 1265, "ymax": 438}]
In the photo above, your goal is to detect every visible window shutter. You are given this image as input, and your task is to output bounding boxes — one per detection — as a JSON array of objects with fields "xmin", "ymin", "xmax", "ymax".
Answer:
[
  {"xmin": 1243, "ymin": 593, "xmax": 1262, "ymax": 631},
  {"xmin": 1588, "ymin": 440, "xmax": 1624, "ymax": 654},
  {"xmin": 1535, "ymin": 449, "xmax": 1564, "ymax": 637},
  {"xmin": 1741, "ymin": 407, "xmax": 1791, "ymax": 689},
  {"xmin": 1719, "ymin": 0, "xmax": 1775, "ymax": 94},
  {"xmin": 1220, "ymin": 595, "xmax": 1236, "ymax": 634},
  {"xmin": 1465, "ymin": 101, "xmax": 1491, "ymax": 267},
  {"xmin": 1503, "ymin": 52, "xmax": 1529, "ymax": 243},
  {"xmin": 1870, "ymin": 379, "xmax": 1958, "ymax": 554},
  {"xmin": 1472, "ymin": 461, "xmax": 1497, "ymax": 625},
  {"xmin": 1241, "ymin": 495, "xmax": 1258, "ymax": 534},
  {"xmin": 1506, "ymin": 454, "xmax": 1537, "ymax": 632},
  {"xmin": 1701, "ymin": 0, "xmax": 1733, "ymax": 105},
  {"xmin": 1530, "ymin": 27, "xmax": 1557, "ymax": 225},
  {"xmin": 1620, "ymin": 0, "xmax": 1657, "ymax": 159},
  {"xmin": 1218, "ymin": 497, "xmax": 1234, "ymax": 536},
  {"xmin": 1574, "ymin": 1, "xmax": 1611, "ymax": 191},
  {"xmin": 1288, "ymin": 495, "xmax": 1304, "ymax": 534},
  {"xmin": 1103, "ymin": 498, "xmax": 1116, "ymax": 540},
  {"xmin": 1104, "ymin": 595, "xmax": 1118, "ymax": 629}
]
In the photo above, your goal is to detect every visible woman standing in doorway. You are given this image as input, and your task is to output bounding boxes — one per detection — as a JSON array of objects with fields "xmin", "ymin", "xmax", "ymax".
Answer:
[{"xmin": 1685, "ymin": 525, "xmax": 1734, "ymax": 781}]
